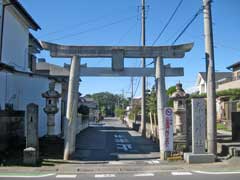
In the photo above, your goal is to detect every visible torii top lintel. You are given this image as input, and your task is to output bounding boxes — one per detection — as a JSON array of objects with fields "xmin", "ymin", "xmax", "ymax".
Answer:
[{"xmin": 40, "ymin": 41, "xmax": 194, "ymax": 59}]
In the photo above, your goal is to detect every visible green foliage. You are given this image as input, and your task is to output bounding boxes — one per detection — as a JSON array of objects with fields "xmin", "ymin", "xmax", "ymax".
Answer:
[
  {"xmin": 190, "ymin": 93, "xmax": 206, "ymax": 98},
  {"xmin": 189, "ymin": 89, "xmax": 240, "ymax": 100},
  {"xmin": 146, "ymin": 87, "xmax": 157, "ymax": 114},
  {"xmin": 128, "ymin": 111, "xmax": 135, "ymax": 121},
  {"xmin": 115, "ymin": 107, "xmax": 125, "ymax": 120},
  {"xmin": 167, "ymin": 86, "xmax": 176, "ymax": 96},
  {"xmin": 217, "ymin": 88, "xmax": 240, "ymax": 100},
  {"xmin": 78, "ymin": 105, "xmax": 89, "ymax": 115},
  {"xmin": 167, "ymin": 99, "xmax": 174, "ymax": 107},
  {"xmin": 87, "ymin": 92, "xmax": 129, "ymax": 117},
  {"xmin": 167, "ymin": 86, "xmax": 176, "ymax": 108},
  {"xmin": 217, "ymin": 122, "xmax": 231, "ymax": 131}
]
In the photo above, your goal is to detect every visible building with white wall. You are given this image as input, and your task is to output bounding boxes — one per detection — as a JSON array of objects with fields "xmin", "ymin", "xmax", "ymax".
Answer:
[
  {"xmin": 195, "ymin": 72, "xmax": 232, "ymax": 94},
  {"xmin": 0, "ymin": 0, "xmax": 64, "ymax": 137}
]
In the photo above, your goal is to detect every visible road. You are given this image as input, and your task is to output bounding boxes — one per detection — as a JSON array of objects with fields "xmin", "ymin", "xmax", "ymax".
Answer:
[
  {"xmin": 72, "ymin": 117, "xmax": 160, "ymax": 161},
  {"xmin": 0, "ymin": 117, "xmax": 240, "ymax": 179},
  {"xmin": 1, "ymin": 171, "xmax": 240, "ymax": 180}
]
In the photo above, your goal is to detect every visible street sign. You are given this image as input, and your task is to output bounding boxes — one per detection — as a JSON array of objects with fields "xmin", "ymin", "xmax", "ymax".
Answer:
[{"xmin": 164, "ymin": 107, "xmax": 173, "ymax": 151}]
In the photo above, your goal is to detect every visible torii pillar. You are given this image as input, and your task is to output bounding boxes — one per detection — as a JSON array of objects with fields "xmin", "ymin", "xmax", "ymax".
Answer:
[
  {"xmin": 64, "ymin": 56, "xmax": 80, "ymax": 160},
  {"xmin": 155, "ymin": 57, "xmax": 168, "ymax": 160}
]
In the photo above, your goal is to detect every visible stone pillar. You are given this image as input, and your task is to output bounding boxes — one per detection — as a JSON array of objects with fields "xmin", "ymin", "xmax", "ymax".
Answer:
[
  {"xmin": 64, "ymin": 56, "xmax": 80, "ymax": 160},
  {"xmin": 184, "ymin": 98, "xmax": 215, "ymax": 163},
  {"xmin": 155, "ymin": 57, "xmax": 168, "ymax": 160},
  {"xmin": 61, "ymin": 80, "xmax": 68, "ymax": 137},
  {"xmin": 24, "ymin": 103, "xmax": 39, "ymax": 165},
  {"xmin": 192, "ymin": 98, "xmax": 206, "ymax": 154}
]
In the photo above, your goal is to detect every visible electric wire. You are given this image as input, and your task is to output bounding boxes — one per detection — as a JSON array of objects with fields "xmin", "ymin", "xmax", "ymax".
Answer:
[
  {"xmin": 49, "ymin": 15, "xmax": 138, "ymax": 41},
  {"xmin": 40, "ymin": 5, "xmax": 137, "ymax": 38},
  {"xmin": 152, "ymin": 0, "xmax": 184, "ymax": 46},
  {"xmin": 171, "ymin": 6, "xmax": 203, "ymax": 45}
]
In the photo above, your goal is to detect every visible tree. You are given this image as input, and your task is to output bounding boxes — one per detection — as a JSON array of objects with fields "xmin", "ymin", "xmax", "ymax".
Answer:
[
  {"xmin": 86, "ymin": 92, "xmax": 129, "ymax": 117},
  {"xmin": 115, "ymin": 107, "xmax": 125, "ymax": 120},
  {"xmin": 167, "ymin": 85, "xmax": 176, "ymax": 107}
]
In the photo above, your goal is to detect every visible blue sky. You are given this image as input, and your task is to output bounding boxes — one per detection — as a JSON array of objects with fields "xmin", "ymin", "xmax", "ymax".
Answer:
[{"xmin": 21, "ymin": 0, "xmax": 240, "ymax": 97}]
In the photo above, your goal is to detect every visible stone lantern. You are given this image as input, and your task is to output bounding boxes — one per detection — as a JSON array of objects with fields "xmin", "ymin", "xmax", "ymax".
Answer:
[
  {"xmin": 170, "ymin": 83, "xmax": 189, "ymax": 144},
  {"xmin": 42, "ymin": 81, "xmax": 61, "ymax": 136}
]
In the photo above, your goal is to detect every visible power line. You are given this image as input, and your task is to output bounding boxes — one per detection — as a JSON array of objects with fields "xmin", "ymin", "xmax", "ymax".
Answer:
[
  {"xmin": 49, "ymin": 15, "xmax": 138, "ymax": 41},
  {"xmin": 146, "ymin": 0, "xmax": 184, "ymax": 67},
  {"xmin": 133, "ymin": 77, "xmax": 141, "ymax": 97},
  {"xmin": 152, "ymin": 0, "xmax": 184, "ymax": 46},
  {"xmin": 171, "ymin": 7, "xmax": 204, "ymax": 45},
  {"xmin": 116, "ymin": 19, "xmax": 139, "ymax": 44},
  {"xmin": 39, "ymin": 5, "xmax": 137, "ymax": 38}
]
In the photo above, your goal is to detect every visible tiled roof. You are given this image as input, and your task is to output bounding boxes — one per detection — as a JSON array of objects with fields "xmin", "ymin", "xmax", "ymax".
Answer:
[
  {"xmin": 199, "ymin": 72, "xmax": 232, "ymax": 82},
  {"xmin": 226, "ymin": 61, "xmax": 240, "ymax": 70}
]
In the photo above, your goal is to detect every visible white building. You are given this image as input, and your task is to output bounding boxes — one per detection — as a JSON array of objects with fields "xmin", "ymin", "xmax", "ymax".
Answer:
[
  {"xmin": 0, "ymin": 0, "xmax": 63, "ymax": 137},
  {"xmin": 217, "ymin": 61, "xmax": 240, "ymax": 91},
  {"xmin": 195, "ymin": 72, "xmax": 232, "ymax": 94}
]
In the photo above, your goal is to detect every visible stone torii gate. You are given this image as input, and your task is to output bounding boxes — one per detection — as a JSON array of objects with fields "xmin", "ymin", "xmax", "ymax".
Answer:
[{"xmin": 40, "ymin": 41, "xmax": 193, "ymax": 160}]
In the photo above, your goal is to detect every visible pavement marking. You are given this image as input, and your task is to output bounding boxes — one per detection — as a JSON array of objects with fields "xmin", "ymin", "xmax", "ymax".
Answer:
[
  {"xmin": 114, "ymin": 134, "xmax": 123, "ymax": 138},
  {"xmin": 108, "ymin": 161, "xmax": 124, "ymax": 165},
  {"xmin": 116, "ymin": 144, "xmax": 132, "ymax": 151},
  {"xmin": 56, "ymin": 174, "xmax": 77, "ymax": 178},
  {"xmin": 171, "ymin": 172, "xmax": 193, "ymax": 176},
  {"xmin": 115, "ymin": 138, "xmax": 129, "ymax": 143},
  {"xmin": 0, "ymin": 173, "xmax": 55, "ymax": 178},
  {"xmin": 95, "ymin": 174, "xmax": 116, "ymax": 178},
  {"xmin": 193, "ymin": 170, "xmax": 240, "ymax": 175},
  {"xmin": 145, "ymin": 160, "xmax": 160, "ymax": 164},
  {"xmin": 134, "ymin": 173, "xmax": 155, "ymax": 177}
]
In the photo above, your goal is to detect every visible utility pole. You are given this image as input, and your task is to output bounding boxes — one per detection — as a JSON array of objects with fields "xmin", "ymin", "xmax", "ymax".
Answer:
[
  {"xmin": 122, "ymin": 89, "xmax": 125, "ymax": 109},
  {"xmin": 131, "ymin": 77, "xmax": 134, "ymax": 108},
  {"xmin": 203, "ymin": 0, "xmax": 217, "ymax": 154},
  {"xmin": 140, "ymin": 0, "xmax": 146, "ymax": 137}
]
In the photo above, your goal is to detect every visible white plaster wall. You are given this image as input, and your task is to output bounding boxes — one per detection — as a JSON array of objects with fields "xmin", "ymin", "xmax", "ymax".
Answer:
[
  {"xmin": 0, "ymin": 72, "xmax": 62, "ymax": 137},
  {"xmin": 2, "ymin": 7, "xmax": 29, "ymax": 71},
  {"xmin": 217, "ymin": 79, "xmax": 240, "ymax": 91},
  {"xmin": 198, "ymin": 78, "xmax": 206, "ymax": 94}
]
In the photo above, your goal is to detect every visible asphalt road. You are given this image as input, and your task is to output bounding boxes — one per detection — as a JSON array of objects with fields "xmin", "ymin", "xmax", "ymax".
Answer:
[
  {"xmin": 72, "ymin": 117, "xmax": 159, "ymax": 161},
  {"xmin": 1, "ymin": 172, "xmax": 240, "ymax": 180}
]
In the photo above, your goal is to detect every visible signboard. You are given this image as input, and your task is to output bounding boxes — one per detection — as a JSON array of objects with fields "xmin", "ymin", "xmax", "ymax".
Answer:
[
  {"xmin": 164, "ymin": 107, "xmax": 173, "ymax": 151},
  {"xmin": 192, "ymin": 98, "xmax": 206, "ymax": 154}
]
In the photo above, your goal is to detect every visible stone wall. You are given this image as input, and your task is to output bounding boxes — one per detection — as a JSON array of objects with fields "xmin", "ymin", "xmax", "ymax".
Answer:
[{"xmin": 0, "ymin": 110, "xmax": 25, "ymax": 152}]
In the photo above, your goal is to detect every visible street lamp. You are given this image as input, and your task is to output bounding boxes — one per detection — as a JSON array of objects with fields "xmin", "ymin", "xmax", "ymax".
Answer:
[{"xmin": 0, "ymin": 0, "xmax": 18, "ymax": 62}]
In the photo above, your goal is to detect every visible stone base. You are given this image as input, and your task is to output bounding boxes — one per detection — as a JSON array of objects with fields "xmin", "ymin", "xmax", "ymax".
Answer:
[
  {"xmin": 174, "ymin": 135, "xmax": 188, "ymax": 151},
  {"xmin": 23, "ymin": 147, "xmax": 38, "ymax": 166},
  {"xmin": 184, "ymin": 153, "xmax": 215, "ymax": 164}
]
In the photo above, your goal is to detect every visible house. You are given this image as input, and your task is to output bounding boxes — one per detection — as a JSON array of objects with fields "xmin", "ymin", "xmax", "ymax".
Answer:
[
  {"xmin": 217, "ymin": 61, "xmax": 240, "ymax": 91},
  {"xmin": 0, "ymin": 1, "xmax": 64, "ymax": 138},
  {"xmin": 79, "ymin": 96, "xmax": 99, "ymax": 122},
  {"xmin": 195, "ymin": 72, "xmax": 232, "ymax": 94}
]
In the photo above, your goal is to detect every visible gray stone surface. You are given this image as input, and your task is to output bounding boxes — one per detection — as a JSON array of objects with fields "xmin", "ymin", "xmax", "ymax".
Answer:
[
  {"xmin": 112, "ymin": 49, "xmax": 124, "ymax": 71},
  {"xmin": 42, "ymin": 81, "xmax": 61, "ymax": 135},
  {"xmin": 23, "ymin": 147, "xmax": 38, "ymax": 166},
  {"xmin": 40, "ymin": 41, "xmax": 194, "ymax": 58},
  {"xmin": 26, "ymin": 104, "xmax": 39, "ymax": 153},
  {"xmin": 184, "ymin": 153, "xmax": 215, "ymax": 163},
  {"xmin": 192, "ymin": 98, "xmax": 206, "ymax": 154}
]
